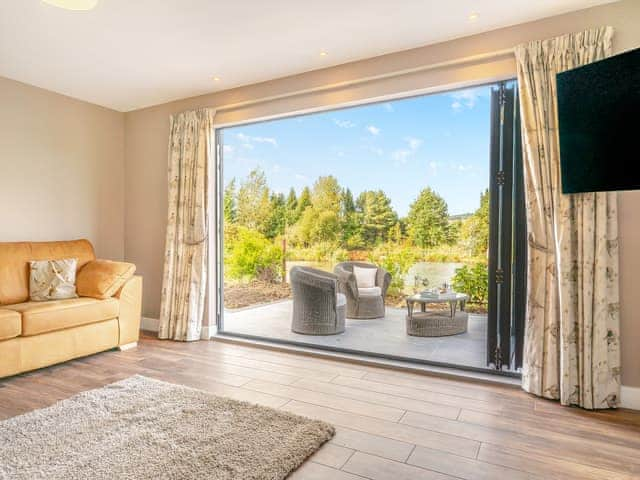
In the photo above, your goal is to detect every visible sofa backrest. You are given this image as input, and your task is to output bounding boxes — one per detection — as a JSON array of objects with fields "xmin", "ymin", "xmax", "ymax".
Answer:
[{"xmin": 0, "ymin": 239, "xmax": 95, "ymax": 305}]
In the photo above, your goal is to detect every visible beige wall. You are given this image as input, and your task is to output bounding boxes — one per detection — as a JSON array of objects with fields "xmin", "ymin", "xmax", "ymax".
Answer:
[
  {"xmin": 124, "ymin": 0, "xmax": 640, "ymax": 386},
  {"xmin": 0, "ymin": 77, "xmax": 125, "ymax": 259}
]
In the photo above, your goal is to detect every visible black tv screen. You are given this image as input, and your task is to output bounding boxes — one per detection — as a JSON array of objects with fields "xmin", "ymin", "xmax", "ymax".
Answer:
[{"xmin": 556, "ymin": 47, "xmax": 640, "ymax": 193}]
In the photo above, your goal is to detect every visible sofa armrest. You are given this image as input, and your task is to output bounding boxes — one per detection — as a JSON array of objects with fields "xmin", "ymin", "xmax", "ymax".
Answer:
[{"xmin": 114, "ymin": 275, "xmax": 142, "ymax": 345}]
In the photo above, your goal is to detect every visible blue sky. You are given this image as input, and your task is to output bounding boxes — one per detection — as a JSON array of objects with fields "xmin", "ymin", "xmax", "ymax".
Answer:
[{"xmin": 222, "ymin": 85, "xmax": 492, "ymax": 216}]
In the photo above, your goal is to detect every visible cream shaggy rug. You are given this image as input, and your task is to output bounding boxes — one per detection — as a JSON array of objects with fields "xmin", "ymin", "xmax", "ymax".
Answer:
[{"xmin": 0, "ymin": 375, "xmax": 334, "ymax": 480}]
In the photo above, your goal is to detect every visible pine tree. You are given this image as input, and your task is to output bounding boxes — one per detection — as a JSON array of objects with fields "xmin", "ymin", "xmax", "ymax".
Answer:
[
  {"xmin": 406, "ymin": 187, "xmax": 450, "ymax": 248},
  {"xmin": 356, "ymin": 190, "xmax": 398, "ymax": 244}
]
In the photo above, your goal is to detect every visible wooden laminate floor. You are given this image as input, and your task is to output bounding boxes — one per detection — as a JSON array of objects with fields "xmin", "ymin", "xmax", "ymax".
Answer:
[{"xmin": 1, "ymin": 335, "xmax": 639, "ymax": 480}]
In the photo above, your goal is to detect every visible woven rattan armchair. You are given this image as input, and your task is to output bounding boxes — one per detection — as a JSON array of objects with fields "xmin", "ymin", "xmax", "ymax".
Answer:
[
  {"xmin": 334, "ymin": 262, "xmax": 391, "ymax": 319},
  {"xmin": 290, "ymin": 266, "xmax": 346, "ymax": 335}
]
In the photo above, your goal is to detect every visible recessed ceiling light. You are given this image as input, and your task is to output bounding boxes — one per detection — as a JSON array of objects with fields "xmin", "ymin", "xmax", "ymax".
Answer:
[
  {"xmin": 41, "ymin": 0, "xmax": 99, "ymax": 11},
  {"xmin": 468, "ymin": 12, "xmax": 479, "ymax": 22},
  {"xmin": 319, "ymin": 51, "xmax": 328, "ymax": 57},
  {"xmin": 213, "ymin": 77, "xmax": 221, "ymax": 82}
]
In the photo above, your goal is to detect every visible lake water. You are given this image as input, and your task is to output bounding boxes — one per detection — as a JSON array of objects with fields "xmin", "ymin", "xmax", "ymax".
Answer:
[{"xmin": 286, "ymin": 260, "xmax": 463, "ymax": 293}]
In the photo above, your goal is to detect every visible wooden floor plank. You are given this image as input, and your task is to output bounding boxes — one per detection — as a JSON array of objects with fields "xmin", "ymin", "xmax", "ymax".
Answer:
[
  {"xmin": 331, "ymin": 427, "xmax": 415, "ymax": 463},
  {"xmin": 407, "ymin": 446, "xmax": 537, "ymax": 480},
  {"xmin": 477, "ymin": 443, "xmax": 638, "ymax": 480},
  {"xmin": 291, "ymin": 377, "xmax": 461, "ymax": 420},
  {"xmin": 309, "ymin": 443, "xmax": 354, "ymax": 469},
  {"xmin": 342, "ymin": 452, "xmax": 456, "ymax": 480},
  {"xmin": 281, "ymin": 400, "xmax": 481, "ymax": 458},
  {"xmin": 331, "ymin": 375, "xmax": 504, "ymax": 414},
  {"xmin": 400, "ymin": 410, "xmax": 640, "ymax": 475},
  {"xmin": 242, "ymin": 379, "xmax": 406, "ymax": 421}
]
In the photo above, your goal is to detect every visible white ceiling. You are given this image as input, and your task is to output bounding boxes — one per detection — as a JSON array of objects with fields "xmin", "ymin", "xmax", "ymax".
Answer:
[{"xmin": 0, "ymin": 0, "xmax": 616, "ymax": 111}]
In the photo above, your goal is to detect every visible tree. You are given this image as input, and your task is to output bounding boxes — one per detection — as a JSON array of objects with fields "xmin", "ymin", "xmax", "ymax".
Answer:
[
  {"xmin": 311, "ymin": 176, "xmax": 341, "ymax": 212},
  {"xmin": 356, "ymin": 190, "xmax": 398, "ymax": 244},
  {"xmin": 223, "ymin": 178, "xmax": 237, "ymax": 224},
  {"xmin": 294, "ymin": 177, "xmax": 342, "ymax": 245},
  {"xmin": 265, "ymin": 192, "xmax": 286, "ymax": 239},
  {"xmin": 236, "ymin": 168, "xmax": 271, "ymax": 235},
  {"xmin": 459, "ymin": 189, "xmax": 490, "ymax": 257},
  {"xmin": 406, "ymin": 187, "xmax": 450, "ymax": 248},
  {"xmin": 341, "ymin": 188, "xmax": 363, "ymax": 248},
  {"xmin": 285, "ymin": 188, "xmax": 298, "ymax": 225},
  {"xmin": 295, "ymin": 186, "xmax": 312, "ymax": 221}
]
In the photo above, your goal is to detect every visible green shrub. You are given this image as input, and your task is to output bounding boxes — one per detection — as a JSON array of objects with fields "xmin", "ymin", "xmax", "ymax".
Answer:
[
  {"xmin": 287, "ymin": 241, "xmax": 347, "ymax": 264},
  {"xmin": 452, "ymin": 263, "xmax": 488, "ymax": 304},
  {"xmin": 368, "ymin": 244, "xmax": 421, "ymax": 295},
  {"xmin": 225, "ymin": 226, "xmax": 283, "ymax": 281}
]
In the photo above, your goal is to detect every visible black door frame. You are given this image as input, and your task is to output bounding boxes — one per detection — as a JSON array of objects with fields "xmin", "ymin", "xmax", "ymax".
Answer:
[{"xmin": 487, "ymin": 81, "xmax": 527, "ymax": 371}]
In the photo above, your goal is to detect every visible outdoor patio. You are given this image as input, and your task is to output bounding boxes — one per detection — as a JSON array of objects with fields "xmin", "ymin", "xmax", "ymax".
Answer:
[{"xmin": 223, "ymin": 300, "xmax": 489, "ymax": 369}]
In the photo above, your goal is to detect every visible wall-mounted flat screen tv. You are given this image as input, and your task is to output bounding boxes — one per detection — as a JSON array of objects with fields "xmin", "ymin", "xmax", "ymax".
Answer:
[{"xmin": 557, "ymin": 47, "xmax": 639, "ymax": 193}]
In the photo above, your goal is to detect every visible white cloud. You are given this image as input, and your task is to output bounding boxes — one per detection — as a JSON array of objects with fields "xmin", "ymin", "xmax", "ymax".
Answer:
[
  {"xmin": 449, "ymin": 87, "xmax": 488, "ymax": 112},
  {"xmin": 366, "ymin": 125, "xmax": 381, "ymax": 135},
  {"xmin": 333, "ymin": 119, "xmax": 356, "ymax": 128},
  {"xmin": 383, "ymin": 103, "xmax": 394, "ymax": 112},
  {"xmin": 295, "ymin": 173, "xmax": 308, "ymax": 181},
  {"xmin": 252, "ymin": 136, "xmax": 278, "ymax": 147},
  {"xmin": 391, "ymin": 136, "xmax": 423, "ymax": 164},
  {"xmin": 223, "ymin": 145, "xmax": 235, "ymax": 155},
  {"xmin": 450, "ymin": 162, "xmax": 473, "ymax": 172},
  {"xmin": 235, "ymin": 132, "xmax": 278, "ymax": 148}
]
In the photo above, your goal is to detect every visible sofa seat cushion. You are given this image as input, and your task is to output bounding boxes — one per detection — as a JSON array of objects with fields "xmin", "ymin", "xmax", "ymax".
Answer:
[
  {"xmin": 358, "ymin": 286, "xmax": 382, "ymax": 297},
  {"xmin": 4, "ymin": 297, "xmax": 119, "ymax": 337},
  {"xmin": 0, "ymin": 309, "xmax": 21, "ymax": 340}
]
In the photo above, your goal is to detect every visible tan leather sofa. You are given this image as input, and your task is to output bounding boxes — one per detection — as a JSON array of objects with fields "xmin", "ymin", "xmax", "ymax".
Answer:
[{"xmin": 0, "ymin": 239, "xmax": 142, "ymax": 378}]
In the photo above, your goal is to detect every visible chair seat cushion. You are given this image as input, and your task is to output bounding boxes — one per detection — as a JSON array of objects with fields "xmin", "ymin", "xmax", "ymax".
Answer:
[
  {"xmin": 358, "ymin": 286, "xmax": 382, "ymax": 297},
  {"xmin": 4, "ymin": 297, "xmax": 119, "ymax": 337},
  {"xmin": 337, "ymin": 293, "xmax": 347, "ymax": 307},
  {"xmin": 0, "ymin": 309, "xmax": 21, "ymax": 340}
]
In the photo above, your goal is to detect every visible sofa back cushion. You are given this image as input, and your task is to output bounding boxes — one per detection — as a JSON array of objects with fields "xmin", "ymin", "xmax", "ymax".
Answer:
[
  {"xmin": 0, "ymin": 240, "xmax": 95, "ymax": 305},
  {"xmin": 76, "ymin": 260, "xmax": 136, "ymax": 299}
]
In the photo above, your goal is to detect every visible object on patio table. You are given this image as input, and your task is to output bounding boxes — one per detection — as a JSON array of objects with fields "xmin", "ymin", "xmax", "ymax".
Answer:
[
  {"xmin": 405, "ymin": 292, "xmax": 469, "ymax": 337},
  {"xmin": 290, "ymin": 266, "xmax": 346, "ymax": 335},
  {"xmin": 334, "ymin": 262, "xmax": 391, "ymax": 319}
]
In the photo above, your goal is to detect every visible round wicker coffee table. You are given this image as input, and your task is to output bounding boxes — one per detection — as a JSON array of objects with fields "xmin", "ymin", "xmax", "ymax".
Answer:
[{"xmin": 405, "ymin": 293, "xmax": 469, "ymax": 337}]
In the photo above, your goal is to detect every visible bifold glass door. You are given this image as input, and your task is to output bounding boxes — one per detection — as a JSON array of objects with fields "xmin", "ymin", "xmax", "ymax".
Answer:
[{"xmin": 216, "ymin": 81, "xmax": 525, "ymax": 375}]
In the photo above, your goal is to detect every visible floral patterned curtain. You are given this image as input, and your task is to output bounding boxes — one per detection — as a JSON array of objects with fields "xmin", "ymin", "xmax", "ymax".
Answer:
[
  {"xmin": 159, "ymin": 108, "xmax": 215, "ymax": 341},
  {"xmin": 515, "ymin": 27, "xmax": 620, "ymax": 409}
]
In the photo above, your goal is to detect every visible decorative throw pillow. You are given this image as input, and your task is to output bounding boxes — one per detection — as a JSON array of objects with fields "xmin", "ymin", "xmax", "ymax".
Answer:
[
  {"xmin": 29, "ymin": 258, "xmax": 78, "ymax": 301},
  {"xmin": 353, "ymin": 266, "xmax": 377, "ymax": 288},
  {"xmin": 76, "ymin": 259, "xmax": 136, "ymax": 300}
]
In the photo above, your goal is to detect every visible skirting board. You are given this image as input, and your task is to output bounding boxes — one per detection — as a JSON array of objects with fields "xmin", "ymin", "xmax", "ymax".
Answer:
[
  {"xmin": 621, "ymin": 385, "xmax": 640, "ymax": 410},
  {"xmin": 141, "ymin": 317, "xmax": 216, "ymax": 340}
]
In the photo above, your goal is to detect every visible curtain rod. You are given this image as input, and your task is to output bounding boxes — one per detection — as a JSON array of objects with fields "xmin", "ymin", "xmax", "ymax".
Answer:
[{"xmin": 215, "ymin": 47, "xmax": 514, "ymax": 113}]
